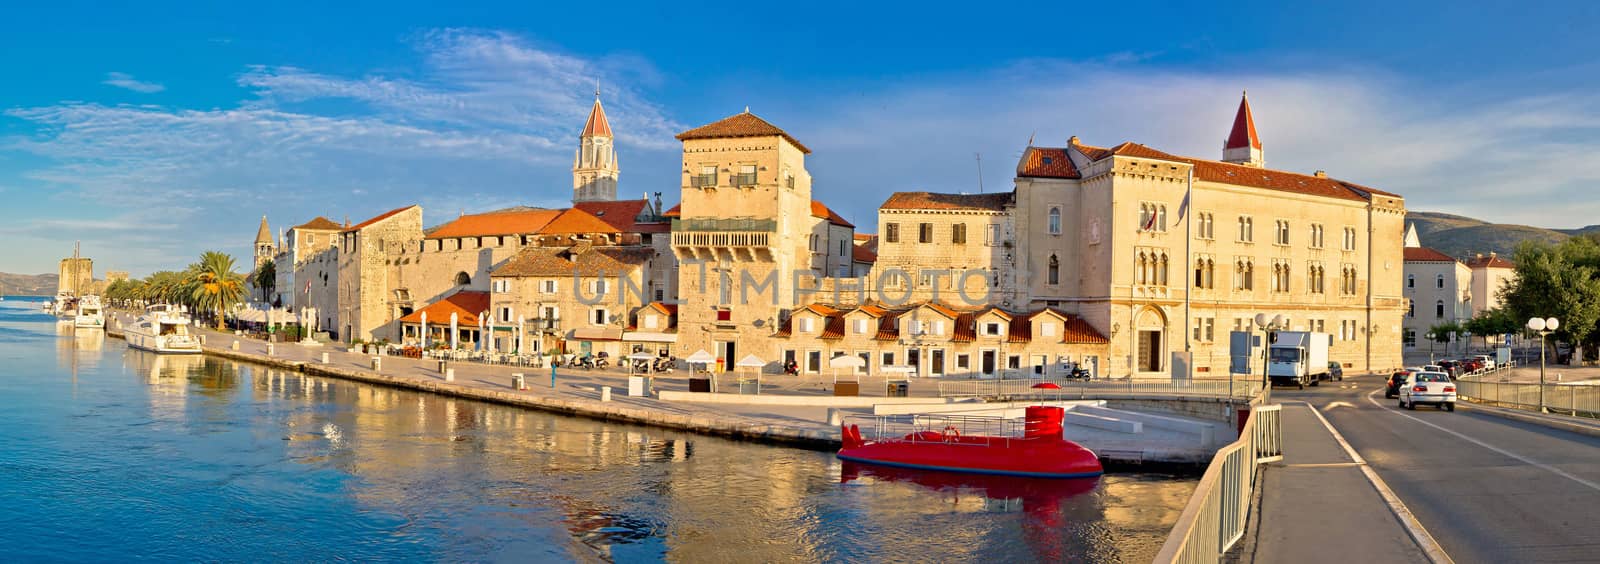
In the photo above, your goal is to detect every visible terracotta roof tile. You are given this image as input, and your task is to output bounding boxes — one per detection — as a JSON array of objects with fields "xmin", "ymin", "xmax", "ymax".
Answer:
[
  {"xmin": 1466, "ymin": 254, "xmax": 1515, "ymax": 269},
  {"xmin": 1070, "ymin": 139, "xmax": 1380, "ymax": 203},
  {"xmin": 645, "ymin": 302, "xmax": 679, "ymax": 317},
  {"xmin": 874, "ymin": 310, "xmax": 904, "ymax": 341},
  {"xmin": 880, "ymin": 191, "xmax": 1014, "ymax": 212},
  {"xmin": 581, "ymin": 98, "xmax": 611, "ymax": 137},
  {"xmin": 820, "ymin": 316, "xmax": 845, "ymax": 340},
  {"xmin": 426, "ymin": 209, "xmax": 562, "ymax": 239},
  {"xmin": 853, "ymin": 304, "xmax": 889, "ymax": 318},
  {"xmin": 491, "ymin": 246, "xmax": 653, "ymax": 278},
  {"xmin": 1007, "ymin": 316, "xmax": 1032, "ymax": 344},
  {"xmin": 1060, "ymin": 315, "xmax": 1109, "ymax": 345},
  {"xmin": 952, "ymin": 313, "xmax": 976, "ymax": 343},
  {"xmin": 1018, "ymin": 147, "xmax": 1080, "ymax": 178},
  {"xmin": 663, "ymin": 204, "xmax": 681, "ymax": 218},
  {"xmin": 344, "ymin": 205, "xmax": 416, "ymax": 232},
  {"xmin": 852, "ymin": 244, "xmax": 877, "ymax": 263},
  {"xmin": 1225, "ymin": 94, "xmax": 1262, "ymax": 150},
  {"xmin": 1404, "ymin": 247, "xmax": 1459, "ymax": 263},
  {"xmin": 675, "ymin": 111, "xmax": 811, "ymax": 154},
  {"xmin": 811, "ymin": 200, "xmax": 854, "ymax": 228},
  {"xmin": 573, "ymin": 199, "xmax": 665, "ymax": 232},
  {"xmin": 537, "ymin": 208, "xmax": 623, "ymax": 235},
  {"xmin": 398, "ymin": 291, "xmax": 489, "ymax": 327},
  {"xmin": 293, "ymin": 216, "xmax": 342, "ymax": 231}
]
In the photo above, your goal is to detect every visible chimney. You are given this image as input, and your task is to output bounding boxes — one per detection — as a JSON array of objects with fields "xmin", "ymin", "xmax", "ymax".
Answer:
[{"xmin": 1314, "ymin": 170, "xmax": 1327, "ymax": 178}]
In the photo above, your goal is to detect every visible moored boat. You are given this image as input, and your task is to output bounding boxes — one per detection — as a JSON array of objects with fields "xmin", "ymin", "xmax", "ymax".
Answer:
[
  {"xmin": 125, "ymin": 306, "xmax": 201, "ymax": 354},
  {"xmin": 838, "ymin": 406, "xmax": 1103, "ymax": 478},
  {"xmin": 74, "ymin": 295, "xmax": 105, "ymax": 329}
]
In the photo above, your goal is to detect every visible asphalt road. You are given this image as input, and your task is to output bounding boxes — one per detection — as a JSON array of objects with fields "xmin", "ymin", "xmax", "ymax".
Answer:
[{"xmin": 1275, "ymin": 374, "xmax": 1600, "ymax": 564}]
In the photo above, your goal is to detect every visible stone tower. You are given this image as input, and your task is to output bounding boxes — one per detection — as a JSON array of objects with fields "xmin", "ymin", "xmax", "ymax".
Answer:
[
  {"xmin": 254, "ymin": 215, "xmax": 274, "ymax": 269},
  {"xmin": 1222, "ymin": 91, "xmax": 1264, "ymax": 168},
  {"xmin": 572, "ymin": 90, "xmax": 619, "ymax": 203}
]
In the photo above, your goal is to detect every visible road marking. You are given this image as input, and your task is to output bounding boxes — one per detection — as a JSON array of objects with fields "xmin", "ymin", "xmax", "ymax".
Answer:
[
  {"xmin": 1363, "ymin": 389, "xmax": 1600, "ymax": 493},
  {"xmin": 1281, "ymin": 462, "xmax": 1363, "ymax": 468},
  {"xmin": 1293, "ymin": 401, "xmax": 1455, "ymax": 564},
  {"xmin": 1322, "ymin": 401, "xmax": 1355, "ymax": 411}
]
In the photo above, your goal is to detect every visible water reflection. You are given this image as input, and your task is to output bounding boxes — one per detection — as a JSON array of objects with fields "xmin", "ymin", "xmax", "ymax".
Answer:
[{"xmin": 4, "ymin": 311, "xmax": 1196, "ymax": 562}]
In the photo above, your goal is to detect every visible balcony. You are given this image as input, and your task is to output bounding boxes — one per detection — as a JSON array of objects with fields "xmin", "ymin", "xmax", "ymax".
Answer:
[
  {"xmin": 689, "ymin": 174, "xmax": 717, "ymax": 188},
  {"xmin": 672, "ymin": 218, "xmax": 777, "ymax": 232},
  {"xmin": 731, "ymin": 172, "xmax": 758, "ymax": 186},
  {"xmin": 671, "ymin": 218, "xmax": 776, "ymax": 257}
]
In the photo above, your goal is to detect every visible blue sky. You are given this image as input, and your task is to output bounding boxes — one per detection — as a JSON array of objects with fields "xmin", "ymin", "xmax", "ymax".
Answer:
[{"xmin": 3, "ymin": 1, "xmax": 1598, "ymax": 276}]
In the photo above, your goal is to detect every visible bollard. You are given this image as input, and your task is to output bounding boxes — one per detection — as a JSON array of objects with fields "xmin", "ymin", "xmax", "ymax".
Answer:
[
  {"xmin": 601, "ymin": 386, "xmax": 612, "ymax": 402},
  {"xmin": 438, "ymin": 360, "xmax": 448, "ymax": 373},
  {"xmin": 512, "ymin": 373, "xmax": 526, "ymax": 391},
  {"xmin": 444, "ymin": 368, "xmax": 455, "ymax": 382},
  {"xmin": 321, "ymin": 352, "xmax": 330, "ymax": 364},
  {"xmin": 232, "ymin": 340, "xmax": 240, "ymax": 351},
  {"xmin": 371, "ymin": 357, "xmax": 381, "ymax": 371},
  {"xmin": 199, "ymin": 335, "xmax": 206, "ymax": 345},
  {"xmin": 827, "ymin": 408, "xmax": 843, "ymax": 426},
  {"xmin": 266, "ymin": 343, "xmax": 275, "ymax": 356}
]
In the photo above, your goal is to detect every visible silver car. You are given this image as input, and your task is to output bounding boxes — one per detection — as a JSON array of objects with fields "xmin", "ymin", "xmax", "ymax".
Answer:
[{"xmin": 1400, "ymin": 371, "xmax": 1457, "ymax": 411}]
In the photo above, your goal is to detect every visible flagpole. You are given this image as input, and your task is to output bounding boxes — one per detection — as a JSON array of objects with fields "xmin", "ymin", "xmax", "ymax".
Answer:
[{"xmin": 1183, "ymin": 167, "xmax": 1194, "ymax": 368}]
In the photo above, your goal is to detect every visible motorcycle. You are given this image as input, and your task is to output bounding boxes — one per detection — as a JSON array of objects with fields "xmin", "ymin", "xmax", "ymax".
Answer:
[
  {"xmin": 653, "ymin": 357, "xmax": 676, "ymax": 373},
  {"xmin": 594, "ymin": 352, "xmax": 610, "ymax": 369},
  {"xmin": 783, "ymin": 360, "xmax": 800, "ymax": 376}
]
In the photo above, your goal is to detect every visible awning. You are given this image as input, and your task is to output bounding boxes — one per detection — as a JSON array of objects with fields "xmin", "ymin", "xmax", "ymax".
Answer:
[
  {"xmin": 622, "ymin": 331, "xmax": 677, "ymax": 343},
  {"xmin": 569, "ymin": 327, "xmax": 624, "ymax": 341}
]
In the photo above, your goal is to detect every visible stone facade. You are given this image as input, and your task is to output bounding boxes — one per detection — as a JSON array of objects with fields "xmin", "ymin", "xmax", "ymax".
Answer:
[
  {"xmin": 1401, "ymin": 244, "xmax": 1473, "ymax": 356},
  {"xmin": 58, "ymin": 257, "xmax": 94, "ymax": 296},
  {"xmin": 337, "ymin": 206, "xmax": 423, "ymax": 341},
  {"xmin": 573, "ymin": 96, "xmax": 619, "ymax": 203},
  {"xmin": 1467, "ymin": 253, "xmax": 1516, "ymax": 318}
]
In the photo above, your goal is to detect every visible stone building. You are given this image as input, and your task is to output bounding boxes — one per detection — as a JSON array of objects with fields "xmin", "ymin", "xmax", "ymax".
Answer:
[
  {"xmin": 273, "ymin": 216, "xmax": 343, "ymax": 329},
  {"xmin": 1466, "ymin": 252, "xmax": 1516, "ymax": 318},
  {"xmin": 573, "ymin": 93, "xmax": 620, "ymax": 203},
  {"xmin": 337, "ymin": 205, "xmax": 423, "ymax": 341},
  {"xmin": 665, "ymin": 110, "xmax": 856, "ymax": 369},
  {"xmin": 254, "ymin": 215, "xmax": 275, "ymax": 270},
  {"xmin": 58, "ymin": 257, "xmax": 94, "ymax": 296},
  {"xmin": 1401, "ymin": 231, "xmax": 1472, "ymax": 356},
  {"xmin": 860, "ymin": 92, "xmax": 1407, "ymax": 377},
  {"xmin": 873, "ymin": 192, "xmax": 1019, "ymax": 307},
  {"xmin": 487, "ymin": 244, "xmax": 661, "ymax": 356}
]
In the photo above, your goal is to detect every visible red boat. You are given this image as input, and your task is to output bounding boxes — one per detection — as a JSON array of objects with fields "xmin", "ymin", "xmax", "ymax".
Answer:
[{"xmin": 838, "ymin": 406, "xmax": 1103, "ymax": 478}]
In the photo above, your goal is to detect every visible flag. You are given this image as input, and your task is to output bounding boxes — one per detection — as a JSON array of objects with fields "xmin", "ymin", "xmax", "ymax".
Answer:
[
  {"xmin": 1142, "ymin": 210, "xmax": 1158, "ymax": 232},
  {"xmin": 1175, "ymin": 189, "xmax": 1190, "ymax": 223},
  {"xmin": 304, "ymin": 279, "xmax": 311, "ymax": 294}
]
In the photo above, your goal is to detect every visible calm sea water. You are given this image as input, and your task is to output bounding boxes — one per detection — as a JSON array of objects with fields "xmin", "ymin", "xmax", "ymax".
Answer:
[{"xmin": 0, "ymin": 296, "xmax": 1194, "ymax": 563}]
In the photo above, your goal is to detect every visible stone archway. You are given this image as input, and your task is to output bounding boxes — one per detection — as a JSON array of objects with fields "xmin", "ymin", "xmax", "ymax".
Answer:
[{"xmin": 1135, "ymin": 306, "xmax": 1167, "ymax": 373}]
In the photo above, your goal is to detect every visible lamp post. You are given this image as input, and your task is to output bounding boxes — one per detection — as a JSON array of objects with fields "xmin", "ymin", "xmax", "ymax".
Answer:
[
  {"xmin": 1426, "ymin": 331, "xmax": 1436, "ymax": 364},
  {"xmin": 1526, "ymin": 316, "xmax": 1558, "ymax": 413},
  {"xmin": 1254, "ymin": 313, "xmax": 1286, "ymax": 400}
]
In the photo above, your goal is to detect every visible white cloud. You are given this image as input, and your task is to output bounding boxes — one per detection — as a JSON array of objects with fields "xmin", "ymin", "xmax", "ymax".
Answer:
[{"xmin": 102, "ymin": 72, "xmax": 165, "ymax": 93}]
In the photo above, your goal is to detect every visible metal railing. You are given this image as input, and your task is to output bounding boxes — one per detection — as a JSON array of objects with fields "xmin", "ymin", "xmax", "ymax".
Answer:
[
  {"xmin": 731, "ymin": 172, "xmax": 758, "ymax": 186},
  {"xmin": 936, "ymin": 377, "xmax": 1265, "ymax": 399},
  {"xmin": 1155, "ymin": 403, "xmax": 1283, "ymax": 563},
  {"xmin": 689, "ymin": 174, "xmax": 717, "ymax": 187},
  {"xmin": 1456, "ymin": 377, "xmax": 1600, "ymax": 418}
]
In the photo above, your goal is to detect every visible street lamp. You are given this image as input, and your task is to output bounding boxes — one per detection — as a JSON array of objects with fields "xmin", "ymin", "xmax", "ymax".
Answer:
[
  {"xmin": 1254, "ymin": 313, "xmax": 1286, "ymax": 399},
  {"xmin": 1526, "ymin": 316, "xmax": 1559, "ymax": 413}
]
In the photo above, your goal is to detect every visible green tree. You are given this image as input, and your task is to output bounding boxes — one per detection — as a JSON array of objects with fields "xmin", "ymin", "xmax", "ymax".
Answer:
[
  {"xmin": 253, "ymin": 261, "xmax": 276, "ymax": 303},
  {"xmin": 1502, "ymin": 237, "xmax": 1600, "ymax": 363},
  {"xmin": 189, "ymin": 251, "xmax": 246, "ymax": 331},
  {"xmin": 1463, "ymin": 307, "xmax": 1519, "ymax": 347},
  {"xmin": 1428, "ymin": 321, "xmax": 1461, "ymax": 344}
]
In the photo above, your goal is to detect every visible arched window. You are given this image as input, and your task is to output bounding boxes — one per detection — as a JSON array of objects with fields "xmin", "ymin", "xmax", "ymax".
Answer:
[
  {"xmin": 1435, "ymin": 300, "xmax": 1445, "ymax": 318},
  {"xmin": 1435, "ymin": 273, "xmax": 1445, "ymax": 289},
  {"xmin": 1157, "ymin": 253, "xmax": 1169, "ymax": 286},
  {"xmin": 1407, "ymin": 274, "xmax": 1414, "ymax": 288},
  {"xmin": 454, "ymin": 272, "xmax": 471, "ymax": 286},
  {"xmin": 1048, "ymin": 254, "xmax": 1060, "ymax": 285},
  {"xmin": 1048, "ymin": 207, "xmax": 1062, "ymax": 235}
]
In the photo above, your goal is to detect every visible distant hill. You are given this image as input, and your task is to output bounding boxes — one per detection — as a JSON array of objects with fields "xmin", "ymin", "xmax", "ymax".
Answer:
[
  {"xmin": 0, "ymin": 272, "xmax": 58, "ymax": 296},
  {"xmin": 1406, "ymin": 211, "xmax": 1571, "ymax": 260}
]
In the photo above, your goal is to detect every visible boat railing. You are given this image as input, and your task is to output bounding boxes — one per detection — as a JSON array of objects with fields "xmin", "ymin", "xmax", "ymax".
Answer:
[{"xmin": 844, "ymin": 413, "xmax": 1038, "ymax": 448}]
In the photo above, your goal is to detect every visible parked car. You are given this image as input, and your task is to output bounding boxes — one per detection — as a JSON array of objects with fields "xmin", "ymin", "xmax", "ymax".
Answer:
[
  {"xmin": 1385, "ymin": 371, "xmax": 1413, "ymax": 399},
  {"xmin": 1436, "ymin": 360, "xmax": 1460, "ymax": 379},
  {"xmin": 1400, "ymin": 371, "xmax": 1457, "ymax": 411},
  {"xmin": 1326, "ymin": 362, "xmax": 1344, "ymax": 382},
  {"xmin": 1423, "ymin": 364, "xmax": 1443, "ymax": 373},
  {"xmin": 1473, "ymin": 355, "xmax": 1496, "ymax": 370}
]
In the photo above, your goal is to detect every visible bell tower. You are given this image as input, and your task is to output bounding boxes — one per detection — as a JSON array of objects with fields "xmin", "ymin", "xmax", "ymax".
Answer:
[
  {"xmin": 573, "ymin": 87, "xmax": 619, "ymax": 203},
  {"xmin": 254, "ymin": 215, "xmax": 274, "ymax": 269},
  {"xmin": 1222, "ymin": 91, "xmax": 1264, "ymax": 168}
]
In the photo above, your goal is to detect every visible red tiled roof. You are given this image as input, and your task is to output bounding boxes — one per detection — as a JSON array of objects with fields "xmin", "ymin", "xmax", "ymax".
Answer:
[
  {"xmin": 573, "ymin": 199, "xmax": 664, "ymax": 233},
  {"xmin": 426, "ymin": 209, "xmax": 562, "ymax": 239},
  {"xmin": 922, "ymin": 302, "xmax": 961, "ymax": 319},
  {"xmin": 1404, "ymin": 247, "xmax": 1459, "ymax": 263},
  {"xmin": 675, "ymin": 111, "xmax": 811, "ymax": 154},
  {"xmin": 1226, "ymin": 93, "xmax": 1262, "ymax": 150},
  {"xmin": 293, "ymin": 217, "xmax": 342, "ymax": 231},
  {"xmin": 344, "ymin": 205, "xmax": 416, "ymax": 232},
  {"xmin": 1466, "ymin": 254, "xmax": 1515, "ymax": 269},
  {"xmin": 1070, "ymin": 139, "xmax": 1378, "ymax": 203},
  {"xmin": 582, "ymin": 98, "xmax": 611, "ymax": 137},
  {"xmin": 398, "ymin": 291, "xmax": 490, "ymax": 327},
  {"xmin": 853, "ymin": 233, "xmax": 876, "ymax": 242},
  {"xmin": 491, "ymin": 246, "xmax": 653, "ymax": 277},
  {"xmin": 800, "ymin": 304, "xmax": 842, "ymax": 317},
  {"xmin": 852, "ymin": 244, "xmax": 877, "ymax": 263},
  {"xmin": 880, "ymin": 191, "xmax": 1014, "ymax": 212},
  {"xmin": 951, "ymin": 313, "xmax": 976, "ymax": 343},
  {"xmin": 1060, "ymin": 314, "xmax": 1109, "ymax": 345},
  {"xmin": 811, "ymin": 201, "xmax": 854, "ymax": 228},
  {"xmin": 874, "ymin": 310, "xmax": 904, "ymax": 341},
  {"xmin": 821, "ymin": 316, "xmax": 845, "ymax": 340},
  {"xmin": 662, "ymin": 204, "xmax": 681, "ymax": 218},
  {"xmin": 645, "ymin": 302, "xmax": 678, "ymax": 317},
  {"xmin": 1018, "ymin": 147, "xmax": 1080, "ymax": 178},
  {"xmin": 977, "ymin": 306, "xmax": 1014, "ymax": 321},
  {"xmin": 1007, "ymin": 316, "xmax": 1032, "ymax": 344},
  {"xmin": 538, "ymin": 208, "xmax": 623, "ymax": 235},
  {"xmin": 853, "ymin": 304, "xmax": 889, "ymax": 318}
]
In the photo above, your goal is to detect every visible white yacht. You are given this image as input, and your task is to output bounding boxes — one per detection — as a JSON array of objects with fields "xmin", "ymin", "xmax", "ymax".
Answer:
[
  {"xmin": 125, "ymin": 305, "xmax": 202, "ymax": 354},
  {"xmin": 74, "ymin": 295, "xmax": 105, "ymax": 329},
  {"xmin": 50, "ymin": 291, "xmax": 77, "ymax": 317}
]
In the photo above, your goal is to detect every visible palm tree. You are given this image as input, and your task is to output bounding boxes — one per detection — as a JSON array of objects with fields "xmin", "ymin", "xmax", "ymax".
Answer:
[
  {"xmin": 189, "ymin": 251, "xmax": 245, "ymax": 331},
  {"xmin": 254, "ymin": 261, "xmax": 277, "ymax": 303}
]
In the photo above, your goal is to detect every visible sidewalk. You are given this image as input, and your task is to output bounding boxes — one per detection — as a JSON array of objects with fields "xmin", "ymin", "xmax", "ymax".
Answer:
[{"xmin": 1248, "ymin": 404, "xmax": 1427, "ymax": 562}]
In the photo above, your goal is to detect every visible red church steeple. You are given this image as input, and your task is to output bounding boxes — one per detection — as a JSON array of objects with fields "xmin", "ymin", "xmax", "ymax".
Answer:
[{"xmin": 1222, "ymin": 91, "xmax": 1264, "ymax": 167}]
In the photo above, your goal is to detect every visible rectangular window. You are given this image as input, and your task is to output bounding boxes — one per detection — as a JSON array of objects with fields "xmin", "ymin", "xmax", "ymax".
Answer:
[
  {"xmin": 956, "ymin": 354, "xmax": 970, "ymax": 369},
  {"xmin": 984, "ymin": 322, "xmax": 1002, "ymax": 336},
  {"xmin": 1041, "ymin": 322, "xmax": 1056, "ymax": 337},
  {"xmin": 854, "ymin": 319, "xmax": 869, "ymax": 334},
  {"xmin": 1238, "ymin": 216, "xmax": 1254, "ymax": 242},
  {"xmin": 840, "ymin": 239, "xmax": 847, "ymax": 256},
  {"xmin": 1275, "ymin": 220, "xmax": 1290, "ymax": 245},
  {"xmin": 735, "ymin": 164, "xmax": 757, "ymax": 185},
  {"xmin": 694, "ymin": 165, "xmax": 718, "ymax": 187},
  {"xmin": 798, "ymin": 317, "xmax": 814, "ymax": 333},
  {"xmin": 1048, "ymin": 207, "xmax": 1062, "ymax": 234},
  {"xmin": 882, "ymin": 352, "xmax": 895, "ymax": 367},
  {"xmin": 592, "ymin": 309, "xmax": 607, "ymax": 325},
  {"xmin": 643, "ymin": 315, "xmax": 658, "ymax": 329},
  {"xmin": 952, "ymin": 223, "xmax": 967, "ymax": 244},
  {"xmin": 919, "ymin": 223, "xmax": 933, "ymax": 243},
  {"xmin": 986, "ymin": 224, "xmax": 1000, "ymax": 245},
  {"xmin": 885, "ymin": 223, "xmax": 900, "ymax": 243},
  {"xmin": 1343, "ymin": 227, "xmax": 1357, "ymax": 251},
  {"xmin": 542, "ymin": 280, "xmax": 558, "ymax": 293},
  {"xmin": 716, "ymin": 309, "xmax": 732, "ymax": 322}
]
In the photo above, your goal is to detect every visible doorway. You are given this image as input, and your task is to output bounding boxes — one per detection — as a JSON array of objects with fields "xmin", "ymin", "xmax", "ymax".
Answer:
[
  {"xmin": 981, "ymin": 350, "xmax": 996, "ymax": 376},
  {"xmin": 1138, "ymin": 330, "xmax": 1162, "ymax": 372},
  {"xmin": 716, "ymin": 340, "xmax": 736, "ymax": 372},
  {"xmin": 930, "ymin": 350, "xmax": 945, "ymax": 377}
]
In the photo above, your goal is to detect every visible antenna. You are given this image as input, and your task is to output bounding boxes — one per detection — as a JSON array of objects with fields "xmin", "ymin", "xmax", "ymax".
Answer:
[{"xmin": 975, "ymin": 153, "xmax": 985, "ymax": 193}]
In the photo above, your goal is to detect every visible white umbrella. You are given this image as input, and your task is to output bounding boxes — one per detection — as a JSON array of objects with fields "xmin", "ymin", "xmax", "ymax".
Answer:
[
  {"xmin": 420, "ymin": 311, "xmax": 429, "ymax": 349},
  {"xmin": 829, "ymin": 353, "xmax": 865, "ymax": 384},
  {"xmin": 478, "ymin": 310, "xmax": 489, "ymax": 352},
  {"xmin": 449, "ymin": 312, "xmax": 459, "ymax": 350},
  {"xmin": 685, "ymin": 349, "xmax": 715, "ymax": 375},
  {"xmin": 736, "ymin": 354, "xmax": 766, "ymax": 394}
]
